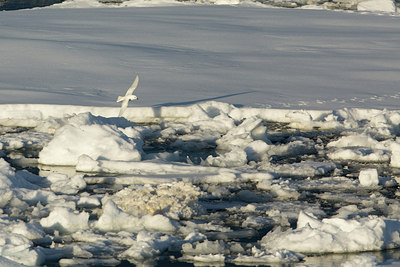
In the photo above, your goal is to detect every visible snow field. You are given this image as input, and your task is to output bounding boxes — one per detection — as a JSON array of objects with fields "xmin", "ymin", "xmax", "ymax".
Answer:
[{"xmin": 1, "ymin": 102, "xmax": 400, "ymax": 265}]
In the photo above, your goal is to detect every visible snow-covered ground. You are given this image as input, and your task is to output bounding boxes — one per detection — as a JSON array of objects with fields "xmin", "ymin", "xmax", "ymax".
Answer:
[
  {"xmin": 1, "ymin": 4, "xmax": 400, "ymax": 110},
  {"xmin": 1, "ymin": 1, "xmax": 400, "ymax": 266}
]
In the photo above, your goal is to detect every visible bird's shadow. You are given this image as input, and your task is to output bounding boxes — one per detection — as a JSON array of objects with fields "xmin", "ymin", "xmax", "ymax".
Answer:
[{"xmin": 152, "ymin": 91, "xmax": 254, "ymax": 108}]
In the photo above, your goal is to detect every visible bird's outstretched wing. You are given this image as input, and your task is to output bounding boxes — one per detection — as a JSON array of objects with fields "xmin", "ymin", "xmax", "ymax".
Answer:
[
  {"xmin": 118, "ymin": 101, "xmax": 129, "ymax": 117},
  {"xmin": 125, "ymin": 75, "xmax": 139, "ymax": 96}
]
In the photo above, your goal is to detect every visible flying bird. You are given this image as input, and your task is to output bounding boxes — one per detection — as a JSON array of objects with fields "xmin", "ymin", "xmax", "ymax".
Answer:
[{"xmin": 117, "ymin": 75, "xmax": 139, "ymax": 117}]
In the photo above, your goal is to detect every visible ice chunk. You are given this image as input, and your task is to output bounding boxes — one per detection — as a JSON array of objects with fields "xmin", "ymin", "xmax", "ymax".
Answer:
[
  {"xmin": 179, "ymin": 254, "xmax": 225, "ymax": 264},
  {"xmin": 111, "ymin": 182, "xmax": 204, "ymax": 219},
  {"xmin": 257, "ymin": 179, "xmax": 300, "ymax": 200},
  {"xmin": 205, "ymin": 146, "xmax": 247, "ymax": 167},
  {"xmin": 390, "ymin": 142, "xmax": 400, "ymax": 168},
  {"xmin": 120, "ymin": 231, "xmax": 177, "ymax": 262},
  {"xmin": 11, "ymin": 222, "xmax": 46, "ymax": 241},
  {"xmin": 95, "ymin": 200, "xmax": 176, "ymax": 233},
  {"xmin": 77, "ymin": 195, "xmax": 101, "ymax": 208},
  {"xmin": 47, "ymin": 173, "xmax": 86, "ymax": 194},
  {"xmin": 359, "ymin": 169, "xmax": 379, "ymax": 187},
  {"xmin": 296, "ymin": 210, "xmax": 322, "ymax": 228},
  {"xmin": 233, "ymin": 247, "xmax": 305, "ymax": 264},
  {"xmin": 0, "ymin": 233, "xmax": 44, "ymax": 266},
  {"xmin": 0, "ymin": 159, "xmax": 39, "ymax": 190},
  {"xmin": 328, "ymin": 147, "xmax": 390, "ymax": 163},
  {"xmin": 142, "ymin": 214, "xmax": 177, "ymax": 233},
  {"xmin": 251, "ymin": 125, "xmax": 269, "ymax": 141},
  {"xmin": 327, "ymin": 134, "xmax": 379, "ymax": 149},
  {"xmin": 216, "ymin": 117, "xmax": 269, "ymax": 150},
  {"xmin": 286, "ymin": 110, "xmax": 315, "ymax": 130},
  {"xmin": 184, "ymin": 232, "xmax": 207, "ymax": 243},
  {"xmin": 95, "ymin": 200, "xmax": 143, "ymax": 232},
  {"xmin": 40, "ymin": 207, "xmax": 89, "ymax": 234},
  {"xmin": 39, "ymin": 123, "xmax": 142, "ymax": 166},
  {"xmin": 182, "ymin": 240, "xmax": 228, "ymax": 255},
  {"xmin": 261, "ymin": 211, "xmax": 400, "ymax": 253},
  {"xmin": 358, "ymin": 0, "xmax": 396, "ymax": 12},
  {"xmin": 244, "ymin": 140, "xmax": 270, "ymax": 161}
]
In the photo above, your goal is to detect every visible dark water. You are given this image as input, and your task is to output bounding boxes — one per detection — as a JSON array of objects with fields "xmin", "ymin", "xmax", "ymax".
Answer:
[{"xmin": 0, "ymin": 0, "xmax": 64, "ymax": 10}]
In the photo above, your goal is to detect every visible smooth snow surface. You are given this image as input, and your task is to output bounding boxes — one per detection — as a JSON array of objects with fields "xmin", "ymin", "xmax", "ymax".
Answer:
[
  {"xmin": 1, "ymin": 7, "xmax": 400, "ymax": 110},
  {"xmin": 2, "ymin": 3, "xmax": 400, "ymax": 267}
]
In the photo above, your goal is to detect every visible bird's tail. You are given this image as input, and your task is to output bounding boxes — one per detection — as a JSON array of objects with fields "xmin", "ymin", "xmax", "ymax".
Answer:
[{"xmin": 117, "ymin": 96, "xmax": 124, "ymax": 102}]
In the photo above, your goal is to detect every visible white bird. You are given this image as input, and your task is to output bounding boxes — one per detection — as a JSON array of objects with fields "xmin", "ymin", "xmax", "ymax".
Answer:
[{"xmin": 117, "ymin": 75, "xmax": 139, "ymax": 117}]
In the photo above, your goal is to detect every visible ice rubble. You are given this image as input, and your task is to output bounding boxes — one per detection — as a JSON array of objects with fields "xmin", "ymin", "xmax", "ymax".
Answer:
[
  {"xmin": 110, "ymin": 182, "xmax": 204, "ymax": 219},
  {"xmin": 3, "ymin": 101, "xmax": 400, "ymax": 265}
]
